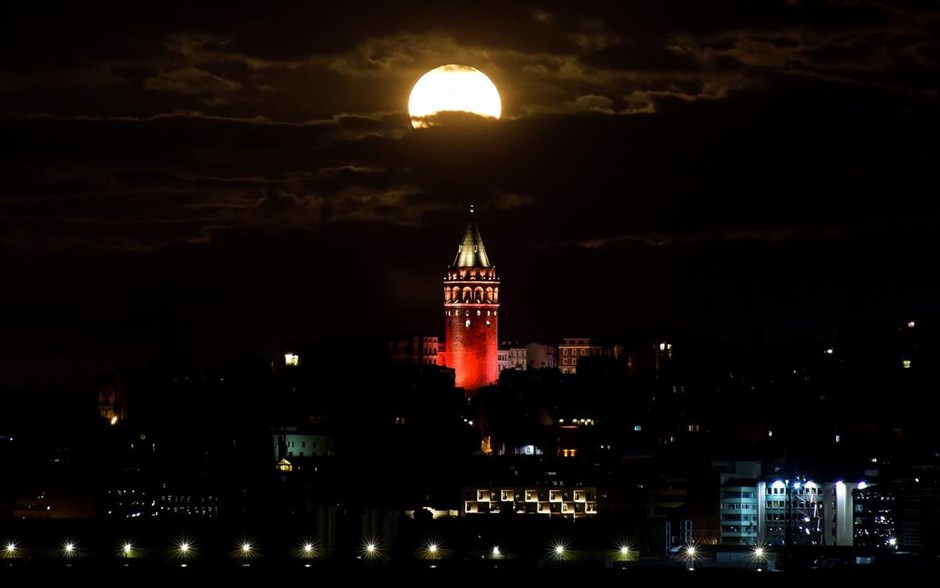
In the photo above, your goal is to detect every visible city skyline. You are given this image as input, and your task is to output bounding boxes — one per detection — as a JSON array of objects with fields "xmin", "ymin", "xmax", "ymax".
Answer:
[{"xmin": 2, "ymin": 2, "xmax": 939, "ymax": 387}]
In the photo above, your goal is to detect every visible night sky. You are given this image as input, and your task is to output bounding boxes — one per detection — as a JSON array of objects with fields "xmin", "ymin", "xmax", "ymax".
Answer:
[{"xmin": 2, "ymin": 1, "xmax": 938, "ymax": 387}]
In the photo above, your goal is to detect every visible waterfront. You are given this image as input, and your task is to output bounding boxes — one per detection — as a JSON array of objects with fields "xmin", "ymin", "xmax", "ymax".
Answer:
[{"xmin": 2, "ymin": 558, "xmax": 936, "ymax": 582}]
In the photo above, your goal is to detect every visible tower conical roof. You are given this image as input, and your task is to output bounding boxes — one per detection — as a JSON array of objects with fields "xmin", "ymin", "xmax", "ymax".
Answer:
[{"xmin": 452, "ymin": 208, "xmax": 492, "ymax": 268}]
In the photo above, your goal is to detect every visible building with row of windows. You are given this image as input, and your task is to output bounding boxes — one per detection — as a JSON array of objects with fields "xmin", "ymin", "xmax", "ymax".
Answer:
[
  {"xmin": 713, "ymin": 460, "xmax": 919, "ymax": 550},
  {"xmin": 557, "ymin": 338, "xmax": 610, "ymax": 375},
  {"xmin": 462, "ymin": 486, "xmax": 598, "ymax": 518}
]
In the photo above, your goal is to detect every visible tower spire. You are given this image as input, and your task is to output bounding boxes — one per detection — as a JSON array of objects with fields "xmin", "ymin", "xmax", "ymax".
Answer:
[{"xmin": 453, "ymin": 207, "xmax": 491, "ymax": 268}]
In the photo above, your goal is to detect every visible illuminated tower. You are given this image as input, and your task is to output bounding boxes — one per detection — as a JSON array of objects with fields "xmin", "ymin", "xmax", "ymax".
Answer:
[{"xmin": 443, "ymin": 208, "xmax": 499, "ymax": 391}]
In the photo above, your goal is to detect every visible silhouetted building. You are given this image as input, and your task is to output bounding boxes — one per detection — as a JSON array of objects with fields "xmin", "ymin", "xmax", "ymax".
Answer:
[
  {"xmin": 497, "ymin": 342, "xmax": 527, "ymax": 372},
  {"xmin": 525, "ymin": 341, "xmax": 556, "ymax": 369},
  {"xmin": 855, "ymin": 476, "xmax": 940, "ymax": 551},
  {"xmin": 557, "ymin": 338, "xmax": 609, "ymax": 374},
  {"xmin": 96, "ymin": 373, "xmax": 127, "ymax": 426},
  {"xmin": 387, "ymin": 335, "xmax": 440, "ymax": 366}
]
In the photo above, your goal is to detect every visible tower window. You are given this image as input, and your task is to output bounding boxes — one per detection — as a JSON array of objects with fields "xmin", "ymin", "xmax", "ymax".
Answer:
[
  {"xmin": 486, "ymin": 320, "xmax": 491, "ymax": 327},
  {"xmin": 466, "ymin": 320, "xmax": 471, "ymax": 328}
]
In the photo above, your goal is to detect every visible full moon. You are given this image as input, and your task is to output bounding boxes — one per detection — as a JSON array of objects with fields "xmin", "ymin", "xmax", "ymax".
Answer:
[{"xmin": 408, "ymin": 64, "xmax": 502, "ymax": 129}]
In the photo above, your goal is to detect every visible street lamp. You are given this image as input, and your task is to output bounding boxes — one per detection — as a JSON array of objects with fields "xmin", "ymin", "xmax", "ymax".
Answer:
[
  {"xmin": 424, "ymin": 541, "xmax": 441, "ymax": 560},
  {"xmin": 62, "ymin": 541, "xmax": 76, "ymax": 558},
  {"xmin": 361, "ymin": 539, "xmax": 381, "ymax": 561},
  {"xmin": 752, "ymin": 545, "xmax": 768, "ymax": 571}
]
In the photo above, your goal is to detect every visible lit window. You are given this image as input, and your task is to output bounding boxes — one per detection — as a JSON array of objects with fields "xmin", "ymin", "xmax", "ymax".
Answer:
[
  {"xmin": 835, "ymin": 435, "xmax": 841, "ymax": 443},
  {"xmin": 633, "ymin": 425, "xmax": 642, "ymax": 432},
  {"xmin": 284, "ymin": 353, "xmax": 300, "ymax": 367},
  {"xmin": 465, "ymin": 320, "xmax": 471, "ymax": 328},
  {"xmin": 902, "ymin": 359, "xmax": 912, "ymax": 369}
]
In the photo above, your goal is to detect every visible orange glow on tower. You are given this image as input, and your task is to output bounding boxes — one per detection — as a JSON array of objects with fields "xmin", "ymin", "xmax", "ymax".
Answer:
[{"xmin": 443, "ymin": 208, "xmax": 499, "ymax": 391}]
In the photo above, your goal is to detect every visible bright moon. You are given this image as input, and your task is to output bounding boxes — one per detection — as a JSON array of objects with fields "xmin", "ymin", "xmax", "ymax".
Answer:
[{"xmin": 408, "ymin": 64, "xmax": 501, "ymax": 129}]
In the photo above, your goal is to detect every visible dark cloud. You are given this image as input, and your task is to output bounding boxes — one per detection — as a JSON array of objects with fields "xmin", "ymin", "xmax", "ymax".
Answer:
[
  {"xmin": 144, "ymin": 67, "xmax": 242, "ymax": 95},
  {"xmin": 0, "ymin": 1, "xmax": 937, "ymax": 386}
]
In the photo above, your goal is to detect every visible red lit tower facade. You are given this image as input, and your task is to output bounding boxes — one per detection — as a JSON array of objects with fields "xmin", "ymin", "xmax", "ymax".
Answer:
[{"xmin": 443, "ymin": 210, "xmax": 499, "ymax": 391}]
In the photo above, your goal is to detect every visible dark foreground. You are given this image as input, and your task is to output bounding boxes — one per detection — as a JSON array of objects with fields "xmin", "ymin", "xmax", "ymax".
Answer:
[{"xmin": 3, "ymin": 559, "xmax": 939, "ymax": 582}]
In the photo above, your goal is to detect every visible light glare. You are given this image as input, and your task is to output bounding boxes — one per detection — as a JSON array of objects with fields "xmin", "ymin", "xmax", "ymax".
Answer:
[{"xmin": 63, "ymin": 541, "xmax": 76, "ymax": 557}]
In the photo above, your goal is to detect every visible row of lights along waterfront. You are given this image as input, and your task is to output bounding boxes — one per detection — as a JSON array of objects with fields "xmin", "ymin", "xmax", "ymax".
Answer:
[{"xmin": 4, "ymin": 539, "xmax": 770, "ymax": 569}]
